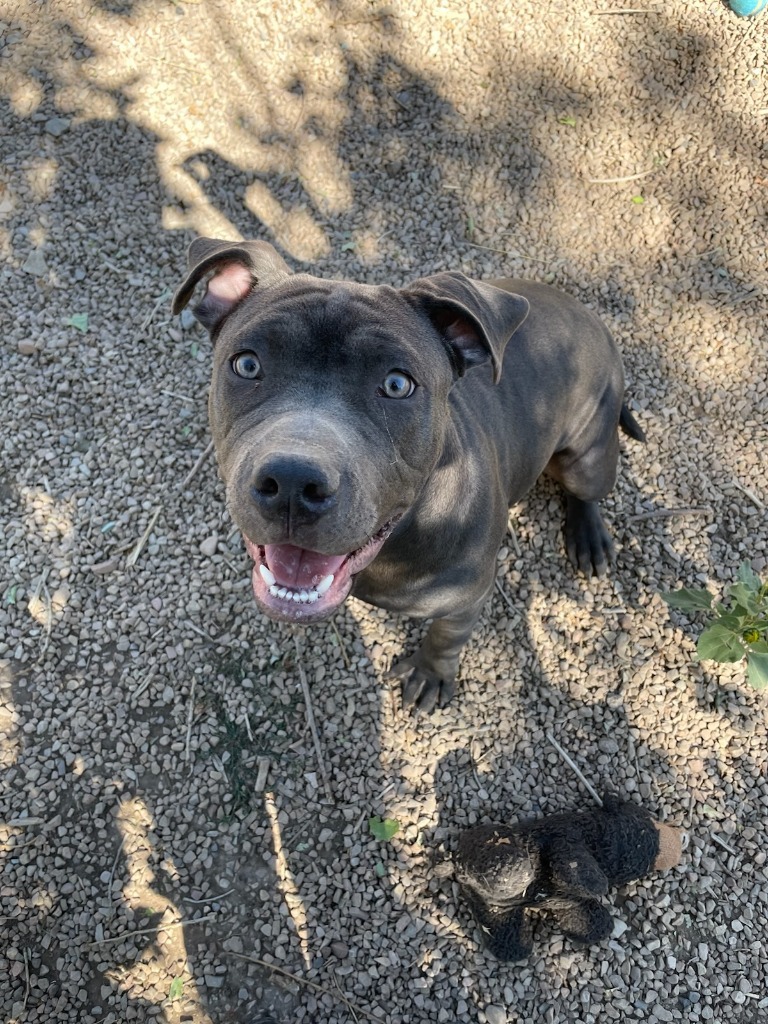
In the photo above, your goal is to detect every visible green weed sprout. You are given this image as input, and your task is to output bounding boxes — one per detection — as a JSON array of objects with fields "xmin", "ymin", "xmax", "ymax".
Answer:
[{"xmin": 661, "ymin": 562, "xmax": 768, "ymax": 690}]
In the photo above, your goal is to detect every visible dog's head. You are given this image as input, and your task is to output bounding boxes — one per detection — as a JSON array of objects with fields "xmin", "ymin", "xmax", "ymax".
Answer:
[{"xmin": 173, "ymin": 238, "xmax": 528, "ymax": 623}]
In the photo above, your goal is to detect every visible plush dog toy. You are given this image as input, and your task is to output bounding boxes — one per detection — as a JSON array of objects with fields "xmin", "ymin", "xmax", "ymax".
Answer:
[{"xmin": 453, "ymin": 795, "xmax": 682, "ymax": 961}]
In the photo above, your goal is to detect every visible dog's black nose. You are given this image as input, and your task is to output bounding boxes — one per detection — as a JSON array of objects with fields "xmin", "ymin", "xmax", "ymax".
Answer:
[{"xmin": 252, "ymin": 456, "xmax": 339, "ymax": 522}]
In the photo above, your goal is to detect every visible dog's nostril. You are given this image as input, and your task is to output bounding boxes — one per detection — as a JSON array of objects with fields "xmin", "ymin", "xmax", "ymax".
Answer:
[
  {"xmin": 303, "ymin": 482, "xmax": 329, "ymax": 504},
  {"xmin": 257, "ymin": 476, "xmax": 279, "ymax": 497}
]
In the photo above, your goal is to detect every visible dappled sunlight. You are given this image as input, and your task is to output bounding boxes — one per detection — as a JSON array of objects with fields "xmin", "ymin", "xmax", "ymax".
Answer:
[
  {"xmin": 18, "ymin": 487, "xmax": 74, "ymax": 630},
  {"xmin": 25, "ymin": 157, "xmax": 59, "ymax": 203},
  {"xmin": 0, "ymin": 660, "xmax": 21, "ymax": 768},
  {"xmin": 2, "ymin": 0, "xmax": 767, "ymax": 1018},
  {"xmin": 107, "ymin": 796, "xmax": 213, "ymax": 1023}
]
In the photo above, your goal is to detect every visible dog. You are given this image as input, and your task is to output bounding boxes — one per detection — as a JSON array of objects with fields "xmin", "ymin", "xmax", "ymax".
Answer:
[{"xmin": 173, "ymin": 238, "xmax": 643, "ymax": 712}]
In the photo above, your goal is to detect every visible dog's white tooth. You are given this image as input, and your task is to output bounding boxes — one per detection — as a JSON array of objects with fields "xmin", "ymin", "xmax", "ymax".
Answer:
[
  {"xmin": 277, "ymin": 587, "xmax": 288, "ymax": 599},
  {"xmin": 299, "ymin": 590, "xmax": 310, "ymax": 602},
  {"xmin": 259, "ymin": 564, "xmax": 276, "ymax": 587},
  {"xmin": 306, "ymin": 591, "xmax": 319, "ymax": 603},
  {"xmin": 292, "ymin": 592, "xmax": 302, "ymax": 602},
  {"xmin": 316, "ymin": 574, "xmax": 334, "ymax": 596},
  {"xmin": 269, "ymin": 585, "xmax": 280, "ymax": 597}
]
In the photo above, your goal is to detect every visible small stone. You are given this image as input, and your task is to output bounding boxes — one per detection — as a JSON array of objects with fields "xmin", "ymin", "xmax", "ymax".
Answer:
[
  {"xmin": 204, "ymin": 973, "xmax": 225, "ymax": 988},
  {"xmin": 180, "ymin": 308, "xmax": 197, "ymax": 330},
  {"xmin": 17, "ymin": 340, "xmax": 39, "ymax": 355},
  {"xmin": 651, "ymin": 1006, "xmax": 674, "ymax": 1022},
  {"xmin": 45, "ymin": 116, "xmax": 70, "ymax": 136},
  {"xmin": 598, "ymin": 737, "xmax": 620, "ymax": 755},
  {"xmin": 612, "ymin": 918, "xmax": 629, "ymax": 939},
  {"xmin": 330, "ymin": 941, "xmax": 348, "ymax": 959},
  {"xmin": 199, "ymin": 535, "xmax": 219, "ymax": 557},
  {"xmin": 22, "ymin": 250, "xmax": 48, "ymax": 276},
  {"xmin": 485, "ymin": 1005, "xmax": 507, "ymax": 1024}
]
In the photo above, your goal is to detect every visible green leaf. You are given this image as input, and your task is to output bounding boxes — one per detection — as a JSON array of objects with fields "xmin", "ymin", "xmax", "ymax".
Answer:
[
  {"xmin": 340, "ymin": 240, "xmax": 356, "ymax": 252},
  {"xmin": 726, "ymin": 582, "xmax": 760, "ymax": 616},
  {"xmin": 5, "ymin": 584, "xmax": 19, "ymax": 605},
  {"xmin": 368, "ymin": 816, "xmax": 400, "ymax": 841},
  {"xmin": 696, "ymin": 623, "xmax": 746, "ymax": 664},
  {"xmin": 716, "ymin": 610, "xmax": 751, "ymax": 631},
  {"xmin": 747, "ymin": 651, "xmax": 768, "ymax": 690},
  {"xmin": 737, "ymin": 562, "xmax": 762, "ymax": 591},
  {"xmin": 374, "ymin": 861, "xmax": 386, "ymax": 878},
  {"xmin": 660, "ymin": 587, "xmax": 713, "ymax": 612},
  {"xmin": 631, "ymin": 195, "xmax": 645, "ymax": 204},
  {"xmin": 169, "ymin": 976, "xmax": 184, "ymax": 1000},
  {"xmin": 64, "ymin": 313, "xmax": 89, "ymax": 332},
  {"xmin": 559, "ymin": 115, "xmax": 577, "ymax": 127}
]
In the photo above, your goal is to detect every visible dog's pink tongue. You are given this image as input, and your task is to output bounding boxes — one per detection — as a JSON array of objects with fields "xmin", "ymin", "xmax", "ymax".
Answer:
[{"xmin": 264, "ymin": 544, "xmax": 348, "ymax": 588}]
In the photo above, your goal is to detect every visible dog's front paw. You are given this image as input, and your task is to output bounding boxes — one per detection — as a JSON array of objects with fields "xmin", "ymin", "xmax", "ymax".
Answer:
[
  {"xmin": 564, "ymin": 496, "xmax": 615, "ymax": 577},
  {"xmin": 387, "ymin": 656, "xmax": 457, "ymax": 714}
]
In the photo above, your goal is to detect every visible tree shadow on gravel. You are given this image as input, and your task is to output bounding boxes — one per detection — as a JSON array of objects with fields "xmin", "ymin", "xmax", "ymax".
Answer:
[{"xmin": 2, "ymin": 2, "xmax": 766, "ymax": 1022}]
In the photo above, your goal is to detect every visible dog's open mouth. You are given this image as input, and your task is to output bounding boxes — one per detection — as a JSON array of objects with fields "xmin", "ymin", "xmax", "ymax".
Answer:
[{"xmin": 243, "ymin": 517, "xmax": 400, "ymax": 623}]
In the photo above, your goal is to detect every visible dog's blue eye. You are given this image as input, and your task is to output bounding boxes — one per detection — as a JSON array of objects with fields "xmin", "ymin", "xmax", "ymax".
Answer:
[
  {"xmin": 380, "ymin": 371, "xmax": 416, "ymax": 399},
  {"xmin": 232, "ymin": 352, "xmax": 262, "ymax": 380}
]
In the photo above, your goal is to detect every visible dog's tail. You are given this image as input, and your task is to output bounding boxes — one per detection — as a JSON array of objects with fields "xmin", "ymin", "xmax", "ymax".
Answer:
[{"xmin": 619, "ymin": 402, "xmax": 645, "ymax": 442}]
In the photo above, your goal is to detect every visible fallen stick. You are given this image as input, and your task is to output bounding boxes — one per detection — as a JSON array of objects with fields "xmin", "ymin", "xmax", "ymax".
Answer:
[{"xmin": 546, "ymin": 732, "xmax": 603, "ymax": 807}]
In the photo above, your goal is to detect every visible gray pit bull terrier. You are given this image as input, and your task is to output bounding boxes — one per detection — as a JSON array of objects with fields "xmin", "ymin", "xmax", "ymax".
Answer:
[{"xmin": 173, "ymin": 238, "xmax": 644, "ymax": 712}]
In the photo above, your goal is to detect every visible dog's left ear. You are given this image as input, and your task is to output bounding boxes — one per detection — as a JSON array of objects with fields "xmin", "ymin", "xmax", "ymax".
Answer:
[
  {"xmin": 172, "ymin": 237, "xmax": 292, "ymax": 334},
  {"xmin": 403, "ymin": 272, "xmax": 529, "ymax": 383}
]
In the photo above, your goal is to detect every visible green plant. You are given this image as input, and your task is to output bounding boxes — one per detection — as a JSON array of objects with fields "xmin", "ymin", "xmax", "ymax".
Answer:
[
  {"xmin": 368, "ymin": 816, "xmax": 400, "ymax": 841},
  {"xmin": 661, "ymin": 563, "xmax": 768, "ymax": 689}
]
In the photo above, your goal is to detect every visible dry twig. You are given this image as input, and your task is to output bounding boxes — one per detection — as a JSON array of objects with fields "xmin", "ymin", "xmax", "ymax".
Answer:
[
  {"xmin": 90, "ymin": 913, "xmax": 216, "ymax": 946},
  {"xmin": 627, "ymin": 506, "xmax": 711, "ymax": 522},
  {"xmin": 181, "ymin": 440, "xmax": 215, "ymax": 488},
  {"xmin": 125, "ymin": 507, "xmax": 162, "ymax": 568},
  {"xmin": 227, "ymin": 952, "xmax": 380, "ymax": 1023},
  {"xmin": 185, "ymin": 676, "xmax": 197, "ymax": 764},
  {"xmin": 546, "ymin": 732, "xmax": 603, "ymax": 807}
]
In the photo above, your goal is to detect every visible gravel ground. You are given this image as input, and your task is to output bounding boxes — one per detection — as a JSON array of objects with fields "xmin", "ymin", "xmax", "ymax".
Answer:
[{"xmin": 1, "ymin": 1, "xmax": 767, "ymax": 1022}]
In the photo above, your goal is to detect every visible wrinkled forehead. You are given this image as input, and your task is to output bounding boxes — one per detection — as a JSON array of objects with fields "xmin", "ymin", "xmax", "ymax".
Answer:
[{"xmin": 226, "ymin": 276, "xmax": 416, "ymax": 347}]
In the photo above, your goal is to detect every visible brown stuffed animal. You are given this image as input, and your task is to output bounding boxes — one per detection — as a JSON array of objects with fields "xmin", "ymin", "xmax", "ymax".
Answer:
[{"xmin": 453, "ymin": 795, "xmax": 682, "ymax": 961}]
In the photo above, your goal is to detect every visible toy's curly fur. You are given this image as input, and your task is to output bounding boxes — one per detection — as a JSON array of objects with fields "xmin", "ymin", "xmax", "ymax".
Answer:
[{"xmin": 454, "ymin": 795, "xmax": 681, "ymax": 961}]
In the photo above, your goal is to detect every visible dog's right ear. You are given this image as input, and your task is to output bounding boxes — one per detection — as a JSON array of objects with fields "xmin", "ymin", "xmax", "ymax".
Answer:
[{"xmin": 171, "ymin": 238, "xmax": 292, "ymax": 334}]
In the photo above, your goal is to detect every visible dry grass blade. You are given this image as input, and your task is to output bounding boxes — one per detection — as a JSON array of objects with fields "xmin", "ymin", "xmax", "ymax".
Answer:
[
  {"xmin": 22, "ymin": 948, "xmax": 30, "ymax": 1011},
  {"xmin": 494, "ymin": 578, "xmax": 520, "ymax": 623},
  {"xmin": 586, "ymin": 168, "xmax": 658, "ymax": 183},
  {"xmin": 125, "ymin": 506, "xmax": 162, "ymax": 568},
  {"xmin": 329, "ymin": 619, "xmax": 351, "ymax": 670},
  {"xmin": 466, "ymin": 241, "xmax": 550, "ymax": 262},
  {"xmin": 227, "ymin": 952, "xmax": 380, "ymax": 1023},
  {"xmin": 593, "ymin": 7, "xmax": 660, "ymax": 13},
  {"xmin": 730, "ymin": 480, "xmax": 765, "ymax": 510}
]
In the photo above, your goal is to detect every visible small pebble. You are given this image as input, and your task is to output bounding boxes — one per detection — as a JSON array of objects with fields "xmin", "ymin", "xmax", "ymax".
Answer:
[{"xmin": 199, "ymin": 534, "xmax": 219, "ymax": 557}]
